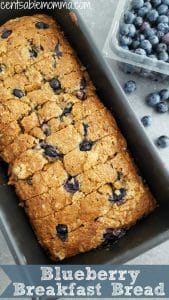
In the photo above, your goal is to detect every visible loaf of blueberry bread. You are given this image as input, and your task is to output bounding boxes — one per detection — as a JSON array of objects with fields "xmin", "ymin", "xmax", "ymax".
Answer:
[{"xmin": 0, "ymin": 14, "xmax": 156, "ymax": 260}]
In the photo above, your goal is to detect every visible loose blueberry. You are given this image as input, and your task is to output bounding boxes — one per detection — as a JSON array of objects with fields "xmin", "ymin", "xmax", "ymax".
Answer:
[
  {"xmin": 123, "ymin": 80, "xmax": 136, "ymax": 94},
  {"xmin": 159, "ymin": 88, "xmax": 169, "ymax": 100},
  {"xmin": 138, "ymin": 6, "xmax": 149, "ymax": 17},
  {"xmin": 79, "ymin": 140, "xmax": 93, "ymax": 151},
  {"xmin": 156, "ymin": 101, "xmax": 169, "ymax": 112},
  {"xmin": 1, "ymin": 29, "xmax": 12, "ymax": 39},
  {"xmin": 144, "ymin": 27, "xmax": 156, "ymax": 38},
  {"xmin": 162, "ymin": 32, "xmax": 169, "ymax": 43},
  {"xmin": 156, "ymin": 42, "xmax": 167, "ymax": 52},
  {"xmin": 109, "ymin": 188, "xmax": 127, "ymax": 205},
  {"xmin": 41, "ymin": 143, "xmax": 61, "ymax": 158},
  {"xmin": 128, "ymin": 24, "xmax": 136, "ymax": 37},
  {"xmin": 151, "ymin": 0, "xmax": 161, "ymax": 6},
  {"xmin": 13, "ymin": 89, "xmax": 25, "ymax": 98},
  {"xmin": 134, "ymin": 16, "xmax": 143, "ymax": 27},
  {"xmin": 157, "ymin": 22, "xmax": 169, "ymax": 33},
  {"xmin": 149, "ymin": 35, "xmax": 159, "ymax": 45},
  {"xmin": 146, "ymin": 9, "xmax": 159, "ymax": 22},
  {"xmin": 140, "ymin": 39, "xmax": 152, "ymax": 53},
  {"xmin": 157, "ymin": 30, "xmax": 165, "ymax": 38},
  {"xmin": 119, "ymin": 35, "xmax": 132, "ymax": 46},
  {"xmin": 120, "ymin": 23, "xmax": 129, "ymax": 36},
  {"xmin": 136, "ymin": 33, "xmax": 145, "ymax": 41},
  {"xmin": 124, "ymin": 11, "xmax": 136, "ymax": 24},
  {"xmin": 64, "ymin": 176, "xmax": 79, "ymax": 193},
  {"xmin": 120, "ymin": 23, "xmax": 136, "ymax": 37},
  {"xmin": 41, "ymin": 123, "xmax": 51, "ymax": 136},
  {"xmin": 158, "ymin": 14, "xmax": 169, "ymax": 23},
  {"xmin": 35, "ymin": 22, "xmax": 49, "ymax": 29},
  {"xmin": 49, "ymin": 78, "xmax": 61, "ymax": 91},
  {"xmin": 141, "ymin": 115, "xmax": 152, "ymax": 127},
  {"xmin": 156, "ymin": 135, "xmax": 169, "ymax": 148},
  {"xmin": 146, "ymin": 92, "xmax": 161, "ymax": 106},
  {"xmin": 131, "ymin": 0, "xmax": 144, "ymax": 9},
  {"xmin": 141, "ymin": 21, "xmax": 151, "ymax": 31},
  {"xmin": 56, "ymin": 224, "xmax": 68, "ymax": 241},
  {"xmin": 162, "ymin": 0, "xmax": 169, "ymax": 4},
  {"xmin": 135, "ymin": 47, "xmax": 147, "ymax": 55},
  {"xmin": 158, "ymin": 51, "xmax": 169, "ymax": 61},
  {"xmin": 103, "ymin": 228, "xmax": 126, "ymax": 246},
  {"xmin": 131, "ymin": 40, "xmax": 140, "ymax": 49},
  {"xmin": 144, "ymin": 2, "xmax": 152, "ymax": 10},
  {"xmin": 157, "ymin": 4, "xmax": 168, "ymax": 15}
]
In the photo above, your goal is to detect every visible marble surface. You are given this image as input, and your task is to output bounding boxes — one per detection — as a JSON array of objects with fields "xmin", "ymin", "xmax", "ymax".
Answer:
[{"xmin": 0, "ymin": 0, "xmax": 169, "ymax": 294}]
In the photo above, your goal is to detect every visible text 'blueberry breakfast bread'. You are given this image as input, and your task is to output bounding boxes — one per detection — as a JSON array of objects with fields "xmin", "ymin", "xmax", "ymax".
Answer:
[{"xmin": 0, "ymin": 14, "xmax": 156, "ymax": 261}]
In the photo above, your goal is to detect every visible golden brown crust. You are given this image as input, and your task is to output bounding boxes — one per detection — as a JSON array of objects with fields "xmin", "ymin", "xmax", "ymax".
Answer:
[{"xmin": 0, "ymin": 14, "xmax": 156, "ymax": 261}]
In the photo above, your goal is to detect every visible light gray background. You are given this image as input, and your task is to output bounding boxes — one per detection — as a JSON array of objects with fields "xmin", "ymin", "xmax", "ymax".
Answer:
[{"xmin": 0, "ymin": 0, "xmax": 169, "ymax": 299}]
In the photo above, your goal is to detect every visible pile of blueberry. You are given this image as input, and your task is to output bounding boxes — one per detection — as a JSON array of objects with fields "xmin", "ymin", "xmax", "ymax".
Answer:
[
  {"xmin": 146, "ymin": 88, "xmax": 169, "ymax": 147},
  {"xmin": 119, "ymin": 0, "xmax": 169, "ymax": 62},
  {"xmin": 146, "ymin": 88, "xmax": 169, "ymax": 112},
  {"xmin": 123, "ymin": 80, "xmax": 169, "ymax": 148}
]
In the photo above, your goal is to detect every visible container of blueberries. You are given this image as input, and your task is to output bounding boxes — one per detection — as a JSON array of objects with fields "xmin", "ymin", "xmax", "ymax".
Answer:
[{"xmin": 103, "ymin": 0, "xmax": 169, "ymax": 80}]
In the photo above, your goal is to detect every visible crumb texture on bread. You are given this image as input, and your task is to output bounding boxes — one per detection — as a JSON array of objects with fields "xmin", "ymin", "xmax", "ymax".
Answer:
[{"xmin": 0, "ymin": 14, "xmax": 156, "ymax": 261}]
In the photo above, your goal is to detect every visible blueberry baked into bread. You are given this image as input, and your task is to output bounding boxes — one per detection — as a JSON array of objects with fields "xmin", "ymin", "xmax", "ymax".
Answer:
[{"xmin": 0, "ymin": 15, "xmax": 156, "ymax": 260}]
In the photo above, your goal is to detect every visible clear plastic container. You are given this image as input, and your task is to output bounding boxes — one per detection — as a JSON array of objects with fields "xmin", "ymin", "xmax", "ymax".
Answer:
[{"xmin": 103, "ymin": 0, "xmax": 169, "ymax": 80}]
